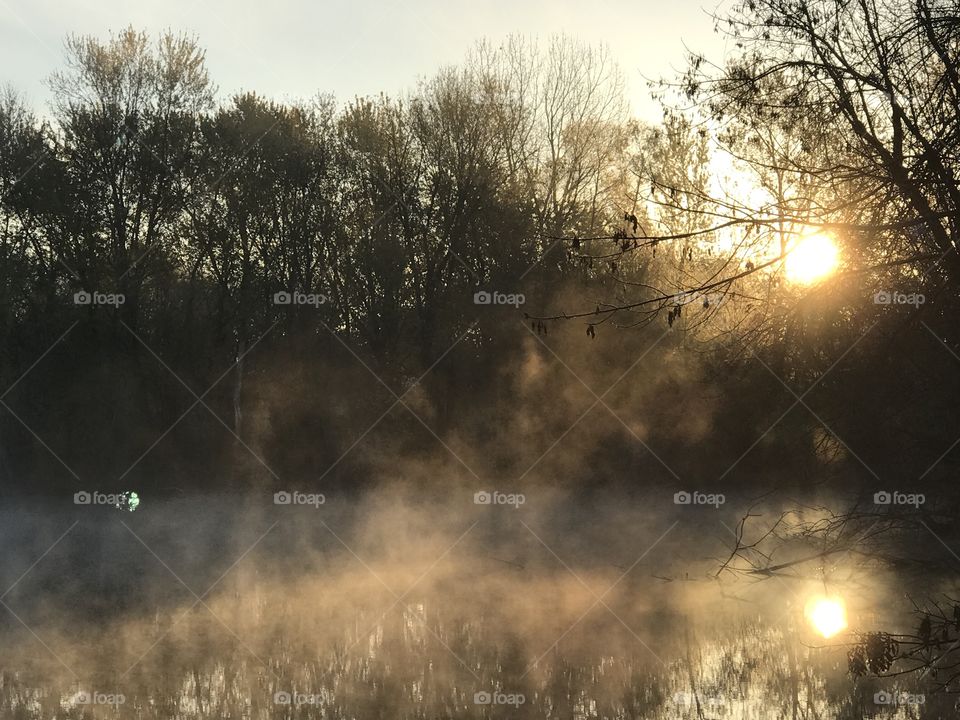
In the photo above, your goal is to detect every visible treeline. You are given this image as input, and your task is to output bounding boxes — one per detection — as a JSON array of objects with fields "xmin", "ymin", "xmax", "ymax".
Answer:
[
  {"xmin": 1, "ymin": 32, "xmax": 635, "ymax": 362},
  {"xmin": 2, "ymin": 12, "xmax": 959, "ymax": 501},
  {"xmin": 0, "ymin": 31, "xmax": 646, "ymax": 493}
]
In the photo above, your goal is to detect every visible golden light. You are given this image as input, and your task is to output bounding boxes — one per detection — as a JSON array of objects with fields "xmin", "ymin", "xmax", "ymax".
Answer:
[
  {"xmin": 785, "ymin": 233, "xmax": 839, "ymax": 284},
  {"xmin": 805, "ymin": 595, "xmax": 847, "ymax": 638}
]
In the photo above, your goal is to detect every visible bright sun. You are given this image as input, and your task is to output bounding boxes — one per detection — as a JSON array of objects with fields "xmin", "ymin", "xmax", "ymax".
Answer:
[
  {"xmin": 806, "ymin": 595, "xmax": 847, "ymax": 638},
  {"xmin": 785, "ymin": 233, "xmax": 840, "ymax": 284}
]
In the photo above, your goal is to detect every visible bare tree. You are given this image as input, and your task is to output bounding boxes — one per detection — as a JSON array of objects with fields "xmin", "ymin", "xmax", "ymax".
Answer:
[
  {"xmin": 528, "ymin": 0, "xmax": 959, "ymax": 343},
  {"xmin": 49, "ymin": 27, "xmax": 215, "ymax": 328}
]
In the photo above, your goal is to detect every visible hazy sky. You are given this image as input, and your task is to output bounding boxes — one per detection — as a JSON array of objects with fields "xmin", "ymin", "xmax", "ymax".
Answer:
[{"xmin": 1, "ymin": 0, "xmax": 731, "ymax": 120}]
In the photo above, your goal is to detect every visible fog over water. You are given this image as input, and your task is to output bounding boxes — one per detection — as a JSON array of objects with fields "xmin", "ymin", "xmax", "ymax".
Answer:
[
  {"xmin": 2, "ymin": 304, "xmax": 957, "ymax": 718},
  {"xmin": 1, "ymin": 479, "xmax": 953, "ymax": 718}
]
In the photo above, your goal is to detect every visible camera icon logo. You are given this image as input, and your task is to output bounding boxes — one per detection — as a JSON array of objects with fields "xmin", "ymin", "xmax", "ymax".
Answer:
[
  {"xmin": 473, "ymin": 291, "xmax": 492, "ymax": 305},
  {"xmin": 474, "ymin": 491, "xmax": 492, "ymax": 505},
  {"xmin": 75, "ymin": 691, "xmax": 91, "ymax": 704},
  {"xmin": 74, "ymin": 291, "xmax": 92, "ymax": 305},
  {"xmin": 273, "ymin": 291, "xmax": 292, "ymax": 305},
  {"xmin": 873, "ymin": 290, "xmax": 891, "ymax": 305},
  {"xmin": 274, "ymin": 491, "xmax": 292, "ymax": 505},
  {"xmin": 873, "ymin": 691, "xmax": 893, "ymax": 705},
  {"xmin": 74, "ymin": 491, "xmax": 92, "ymax": 505},
  {"xmin": 473, "ymin": 691, "xmax": 492, "ymax": 705},
  {"xmin": 873, "ymin": 490, "xmax": 892, "ymax": 505},
  {"xmin": 273, "ymin": 691, "xmax": 291, "ymax": 705},
  {"xmin": 673, "ymin": 491, "xmax": 692, "ymax": 505}
]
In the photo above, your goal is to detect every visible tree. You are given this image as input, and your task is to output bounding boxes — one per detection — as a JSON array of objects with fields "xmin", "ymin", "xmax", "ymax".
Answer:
[
  {"xmin": 695, "ymin": 0, "xmax": 960, "ymax": 275},
  {"xmin": 49, "ymin": 27, "xmax": 214, "ymax": 329},
  {"xmin": 466, "ymin": 36, "xmax": 633, "ymax": 248},
  {"xmin": 530, "ymin": 0, "xmax": 959, "ymax": 342}
]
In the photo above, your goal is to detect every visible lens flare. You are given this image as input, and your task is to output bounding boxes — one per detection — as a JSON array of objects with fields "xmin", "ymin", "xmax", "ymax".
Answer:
[
  {"xmin": 785, "ymin": 233, "xmax": 839, "ymax": 284},
  {"xmin": 806, "ymin": 595, "xmax": 847, "ymax": 638}
]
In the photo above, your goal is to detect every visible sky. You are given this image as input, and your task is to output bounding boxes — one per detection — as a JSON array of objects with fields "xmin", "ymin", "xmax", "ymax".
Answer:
[{"xmin": 0, "ymin": 0, "xmax": 732, "ymax": 121}]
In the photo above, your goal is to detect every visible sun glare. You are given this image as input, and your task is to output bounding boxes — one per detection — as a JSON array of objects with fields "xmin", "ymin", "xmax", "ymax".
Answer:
[
  {"xmin": 806, "ymin": 595, "xmax": 847, "ymax": 638},
  {"xmin": 785, "ymin": 233, "xmax": 839, "ymax": 284}
]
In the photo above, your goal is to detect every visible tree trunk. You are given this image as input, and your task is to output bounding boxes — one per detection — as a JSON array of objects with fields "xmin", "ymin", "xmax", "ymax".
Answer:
[{"xmin": 233, "ymin": 338, "xmax": 246, "ymax": 436}]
